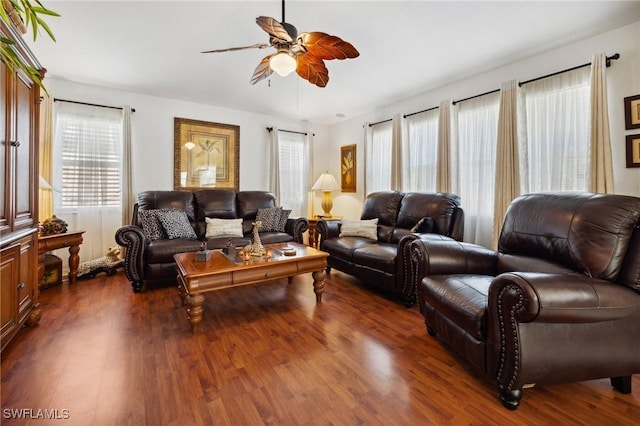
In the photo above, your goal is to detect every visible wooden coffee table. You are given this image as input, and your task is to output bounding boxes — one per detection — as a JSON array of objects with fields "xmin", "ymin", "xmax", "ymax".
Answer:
[{"xmin": 174, "ymin": 242, "xmax": 329, "ymax": 333}]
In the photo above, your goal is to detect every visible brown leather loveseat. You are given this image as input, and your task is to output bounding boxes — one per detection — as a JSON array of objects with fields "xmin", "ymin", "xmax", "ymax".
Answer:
[
  {"xmin": 115, "ymin": 189, "xmax": 308, "ymax": 292},
  {"xmin": 317, "ymin": 191, "xmax": 464, "ymax": 305},
  {"xmin": 411, "ymin": 192, "xmax": 640, "ymax": 409}
]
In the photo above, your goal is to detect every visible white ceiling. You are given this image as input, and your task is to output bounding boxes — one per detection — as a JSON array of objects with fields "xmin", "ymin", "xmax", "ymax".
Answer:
[{"xmin": 25, "ymin": 1, "xmax": 640, "ymax": 124}]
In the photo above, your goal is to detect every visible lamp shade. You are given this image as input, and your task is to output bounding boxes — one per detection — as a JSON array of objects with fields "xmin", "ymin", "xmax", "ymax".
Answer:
[{"xmin": 311, "ymin": 173, "xmax": 339, "ymax": 191}]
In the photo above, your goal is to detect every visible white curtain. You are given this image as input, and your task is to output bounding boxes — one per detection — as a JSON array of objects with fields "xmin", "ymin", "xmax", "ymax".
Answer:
[
  {"xmin": 365, "ymin": 120, "xmax": 393, "ymax": 194},
  {"xmin": 493, "ymin": 81, "xmax": 520, "ymax": 248},
  {"xmin": 53, "ymin": 102, "xmax": 124, "ymax": 264},
  {"xmin": 520, "ymin": 66, "xmax": 590, "ymax": 193},
  {"xmin": 403, "ymin": 108, "xmax": 439, "ymax": 192},
  {"xmin": 589, "ymin": 53, "xmax": 615, "ymax": 193},
  {"xmin": 121, "ymin": 105, "xmax": 134, "ymax": 225},
  {"xmin": 437, "ymin": 100, "xmax": 452, "ymax": 193},
  {"xmin": 453, "ymin": 93, "xmax": 500, "ymax": 247},
  {"xmin": 270, "ymin": 129, "xmax": 310, "ymax": 217}
]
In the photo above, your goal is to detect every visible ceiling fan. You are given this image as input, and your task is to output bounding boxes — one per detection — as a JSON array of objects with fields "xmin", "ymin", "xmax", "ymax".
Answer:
[{"xmin": 201, "ymin": 0, "xmax": 359, "ymax": 88}]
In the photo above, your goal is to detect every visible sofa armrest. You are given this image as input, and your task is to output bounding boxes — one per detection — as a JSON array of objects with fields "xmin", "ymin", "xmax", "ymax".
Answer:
[
  {"xmin": 316, "ymin": 219, "xmax": 341, "ymax": 249},
  {"xmin": 489, "ymin": 272, "xmax": 640, "ymax": 324},
  {"xmin": 487, "ymin": 272, "xmax": 640, "ymax": 401},
  {"xmin": 410, "ymin": 237, "xmax": 498, "ymax": 278},
  {"xmin": 115, "ymin": 225, "xmax": 147, "ymax": 291},
  {"xmin": 399, "ymin": 234, "xmax": 461, "ymax": 305},
  {"xmin": 285, "ymin": 217, "xmax": 309, "ymax": 244}
]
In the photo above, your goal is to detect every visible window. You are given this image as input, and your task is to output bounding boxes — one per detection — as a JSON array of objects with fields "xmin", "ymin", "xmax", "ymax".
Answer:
[
  {"xmin": 403, "ymin": 109, "xmax": 439, "ymax": 192},
  {"xmin": 54, "ymin": 105, "xmax": 123, "ymax": 208},
  {"xmin": 454, "ymin": 93, "xmax": 500, "ymax": 247},
  {"xmin": 365, "ymin": 120, "xmax": 393, "ymax": 194},
  {"xmin": 520, "ymin": 67, "xmax": 590, "ymax": 192},
  {"xmin": 274, "ymin": 130, "xmax": 309, "ymax": 217},
  {"xmin": 52, "ymin": 102, "xmax": 124, "ymax": 262}
]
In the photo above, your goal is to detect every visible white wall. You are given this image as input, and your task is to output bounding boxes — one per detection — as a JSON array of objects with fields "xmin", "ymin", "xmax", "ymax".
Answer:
[
  {"xmin": 324, "ymin": 21, "xmax": 640, "ymax": 218},
  {"xmin": 45, "ymin": 79, "xmax": 329, "ymax": 197}
]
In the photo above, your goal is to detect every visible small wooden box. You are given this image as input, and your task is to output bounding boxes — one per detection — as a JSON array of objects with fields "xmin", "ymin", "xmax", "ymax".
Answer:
[{"xmin": 42, "ymin": 254, "xmax": 62, "ymax": 289}]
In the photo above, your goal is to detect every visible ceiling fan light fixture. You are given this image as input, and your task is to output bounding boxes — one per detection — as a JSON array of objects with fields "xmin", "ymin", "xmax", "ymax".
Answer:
[{"xmin": 270, "ymin": 51, "xmax": 297, "ymax": 76}]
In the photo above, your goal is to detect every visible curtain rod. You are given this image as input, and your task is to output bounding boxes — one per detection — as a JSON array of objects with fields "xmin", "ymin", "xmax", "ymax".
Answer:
[
  {"xmin": 367, "ymin": 118, "xmax": 392, "ymax": 127},
  {"xmin": 404, "ymin": 105, "xmax": 439, "ymax": 119},
  {"xmin": 54, "ymin": 98, "xmax": 136, "ymax": 112},
  {"xmin": 266, "ymin": 127, "xmax": 314, "ymax": 136},
  {"xmin": 452, "ymin": 88, "xmax": 501, "ymax": 105},
  {"xmin": 519, "ymin": 53, "xmax": 619, "ymax": 87},
  {"xmin": 371, "ymin": 52, "xmax": 621, "ymax": 123}
]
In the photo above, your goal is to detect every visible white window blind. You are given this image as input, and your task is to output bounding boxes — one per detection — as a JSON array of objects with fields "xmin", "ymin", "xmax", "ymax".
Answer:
[
  {"xmin": 276, "ymin": 130, "xmax": 309, "ymax": 217},
  {"xmin": 520, "ymin": 67, "xmax": 591, "ymax": 193},
  {"xmin": 404, "ymin": 109, "xmax": 439, "ymax": 192},
  {"xmin": 365, "ymin": 121, "xmax": 393, "ymax": 194},
  {"xmin": 55, "ymin": 105, "xmax": 123, "ymax": 208}
]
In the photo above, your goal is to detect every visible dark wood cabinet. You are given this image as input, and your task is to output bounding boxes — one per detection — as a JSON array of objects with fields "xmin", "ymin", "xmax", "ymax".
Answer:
[{"xmin": 0, "ymin": 19, "xmax": 44, "ymax": 353}]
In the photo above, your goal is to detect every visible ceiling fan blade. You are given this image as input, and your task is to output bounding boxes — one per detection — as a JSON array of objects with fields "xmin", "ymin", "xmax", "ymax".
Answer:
[
  {"xmin": 298, "ymin": 32, "xmax": 359, "ymax": 60},
  {"xmin": 256, "ymin": 16, "xmax": 293, "ymax": 42},
  {"xmin": 251, "ymin": 54, "xmax": 275, "ymax": 85},
  {"xmin": 296, "ymin": 54, "xmax": 329, "ymax": 88},
  {"xmin": 201, "ymin": 43, "xmax": 269, "ymax": 54}
]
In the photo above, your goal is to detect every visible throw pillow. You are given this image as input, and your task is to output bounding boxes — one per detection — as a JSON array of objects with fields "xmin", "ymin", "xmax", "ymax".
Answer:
[
  {"xmin": 156, "ymin": 209, "xmax": 197, "ymax": 239},
  {"xmin": 275, "ymin": 209, "xmax": 291, "ymax": 232},
  {"xmin": 411, "ymin": 217, "xmax": 434, "ymax": 234},
  {"xmin": 339, "ymin": 218, "xmax": 379, "ymax": 240},
  {"xmin": 205, "ymin": 218, "xmax": 244, "ymax": 238},
  {"xmin": 256, "ymin": 207, "xmax": 283, "ymax": 232},
  {"xmin": 138, "ymin": 209, "xmax": 166, "ymax": 241}
]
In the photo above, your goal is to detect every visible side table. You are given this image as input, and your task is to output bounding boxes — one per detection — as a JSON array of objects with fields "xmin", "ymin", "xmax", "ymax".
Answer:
[
  {"xmin": 308, "ymin": 216, "xmax": 342, "ymax": 248},
  {"xmin": 38, "ymin": 231, "xmax": 85, "ymax": 286}
]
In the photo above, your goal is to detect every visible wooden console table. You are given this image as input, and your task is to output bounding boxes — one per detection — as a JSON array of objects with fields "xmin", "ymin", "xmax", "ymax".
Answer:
[{"xmin": 38, "ymin": 231, "xmax": 85, "ymax": 285}]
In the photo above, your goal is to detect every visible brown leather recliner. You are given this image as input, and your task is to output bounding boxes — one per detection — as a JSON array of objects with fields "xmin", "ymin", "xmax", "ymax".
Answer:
[{"xmin": 410, "ymin": 192, "xmax": 640, "ymax": 409}]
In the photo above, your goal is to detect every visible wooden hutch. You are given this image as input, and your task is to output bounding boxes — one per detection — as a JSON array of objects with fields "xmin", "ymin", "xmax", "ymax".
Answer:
[{"xmin": 0, "ymin": 18, "xmax": 44, "ymax": 353}]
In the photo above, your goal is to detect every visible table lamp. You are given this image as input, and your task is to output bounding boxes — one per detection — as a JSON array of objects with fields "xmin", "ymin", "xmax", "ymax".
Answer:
[{"xmin": 311, "ymin": 171, "xmax": 339, "ymax": 217}]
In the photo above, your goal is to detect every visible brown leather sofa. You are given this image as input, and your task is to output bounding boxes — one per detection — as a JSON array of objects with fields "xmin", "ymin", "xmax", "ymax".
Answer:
[
  {"xmin": 410, "ymin": 192, "xmax": 640, "ymax": 409},
  {"xmin": 317, "ymin": 191, "xmax": 464, "ymax": 305},
  {"xmin": 115, "ymin": 189, "xmax": 308, "ymax": 292}
]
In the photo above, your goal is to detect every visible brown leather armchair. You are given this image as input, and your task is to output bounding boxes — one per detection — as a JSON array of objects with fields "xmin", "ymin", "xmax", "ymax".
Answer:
[{"xmin": 410, "ymin": 192, "xmax": 640, "ymax": 409}]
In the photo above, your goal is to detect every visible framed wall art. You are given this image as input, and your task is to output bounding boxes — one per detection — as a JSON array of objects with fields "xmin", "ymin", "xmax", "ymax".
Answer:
[
  {"xmin": 174, "ymin": 118, "xmax": 240, "ymax": 191},
  {"xmin": 626, "ymin": 134, "xmax": 640, "ymax": 168},
  {"xmin": 624, "ymin": 94, "xmax": 640, "ymax": 130},
  {"xmin": 340, "ymin": 144, "xmax": 356, "ymax": 192}
]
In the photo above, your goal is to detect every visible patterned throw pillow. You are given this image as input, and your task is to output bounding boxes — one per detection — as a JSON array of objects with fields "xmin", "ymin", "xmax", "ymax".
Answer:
[
  {"xmin": 276, "ymin": 209, "xmax": 291, "ymax": 232},
  {"xmin": 138, "ymin": 209, "xmax": 166, "ymax": 241},
  {"xmin": 256, "ymin": 207, "xmax": 283, "ymax": 232},
  {"xmin": 339, "ymin": 218, "xmax": 379, "ymax": 240},
  {"xmin": 205, "ymin": 218, "xmax": 244, "ymax": 238},
  {"xmin": 155, "ymin": 209, "xmax": 197, "ymax": 239}
]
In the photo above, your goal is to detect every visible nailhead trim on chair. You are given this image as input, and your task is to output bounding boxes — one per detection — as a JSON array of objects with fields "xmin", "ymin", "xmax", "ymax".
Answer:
[{"xmin": 496, "ymin": 284, "xmax": 525, "ymax": 391}]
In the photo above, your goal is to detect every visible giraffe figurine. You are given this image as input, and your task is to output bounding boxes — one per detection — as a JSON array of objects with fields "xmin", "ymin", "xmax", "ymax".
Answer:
[{"xmin": 249, "ymin": 220, "xmax": 265, "ymax": 256}]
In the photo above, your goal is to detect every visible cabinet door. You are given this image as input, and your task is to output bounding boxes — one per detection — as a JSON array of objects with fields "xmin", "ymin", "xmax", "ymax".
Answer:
[
  {"xmin": 0, "ymin": 62, "xmax": 9, "ymax": 234},
  {"xmin": 0, "ymin": 244, "xmax": 19, "ymax": 347},
  {"xmin": 12, "ymin": 73, "xmax": 37, "ymax": 231},
  {"xmin": 17, "ymin": 235, "xmax": 35, "ymax": 323}
]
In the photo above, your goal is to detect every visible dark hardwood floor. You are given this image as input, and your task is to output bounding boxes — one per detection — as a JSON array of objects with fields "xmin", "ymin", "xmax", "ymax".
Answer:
[{"xmin": 1, "ymin": 270, "xmax": 639, "ymax": 425}]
